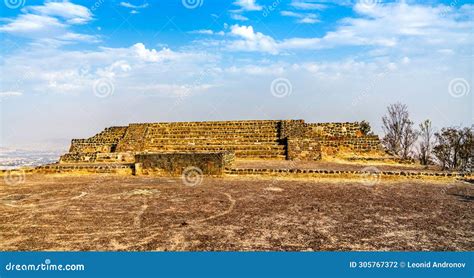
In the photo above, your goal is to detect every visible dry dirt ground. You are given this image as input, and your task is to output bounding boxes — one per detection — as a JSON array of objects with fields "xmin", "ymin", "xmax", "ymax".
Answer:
[{"xmin": 0, "ymin": 174, "xmax": 472, "ymax": 251}]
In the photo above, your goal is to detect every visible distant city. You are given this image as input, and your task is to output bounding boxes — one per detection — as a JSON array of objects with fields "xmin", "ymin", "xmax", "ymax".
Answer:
[{"xmin": 0, "ymin": 148, "xmax": 64, "ymax": 170}]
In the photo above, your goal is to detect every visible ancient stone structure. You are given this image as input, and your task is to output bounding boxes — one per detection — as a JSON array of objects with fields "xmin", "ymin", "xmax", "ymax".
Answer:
[
  {"xmin": 60, "ymin": 119, "xmax": 384, "ymax": 166},
  {"xmin": 134, "ymin": 152, "xmax": 235, "ymax": 176}
]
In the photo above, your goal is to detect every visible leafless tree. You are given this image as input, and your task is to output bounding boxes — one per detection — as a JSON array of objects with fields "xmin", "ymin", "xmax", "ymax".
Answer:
[
  {"xmin": 418, "ymin": 119, "xmax": 434, "ymax": 165},
  {"xmin": 382, "ymin": 103, "xmax": 418, "ymax": 159}
]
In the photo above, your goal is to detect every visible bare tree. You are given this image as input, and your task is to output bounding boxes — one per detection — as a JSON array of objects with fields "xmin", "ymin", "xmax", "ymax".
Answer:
[
  {"xmin": 418, "ymin": 119, "xmax": 434, "ymax": 165},
  {"xmin": 382, "ymin": 103, "xmax": 418, "ymax": 159}
]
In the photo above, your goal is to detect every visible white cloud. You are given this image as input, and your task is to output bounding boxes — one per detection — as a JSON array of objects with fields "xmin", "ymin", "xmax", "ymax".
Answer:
[
  {"xmin": 132, "ymin": 43, "xmax": 186, "ymax": 62},
  {"xmin": 2, "ymin": 37, "xmax": 471, "ymax": 151},
  {"xmin": 0, "ymin": 1, "xmax": 96, "ymax": 45},
  {"xmin": 0, "ymin": 91, "xmax": 23, "ymax": 97},
  {"xmin": 230, "ymin": 13, "xmax": 249, "ymax": 21},
  {"xmin": 0, "ymin": 13, "xmax": 65, "ymax": 35},
  {"xmin": 230, "ymin": 0, "xmax": 260, "ymax": 21},
  {"xmin": 280, "ymin": 11, "xmax": 319, "ymax": 24},
  {"xmin": 130, "ymin": 83, "xmax": 217, "ymax": 96},
  {"xmin": 233, "ymin": 0, "xmax": 262, "ymax": 11},
  {"xmin": 0, "ymin": 42, "xmax": 217, "ymax": 97},
  {"xmin": 229, "ymin": 25, "xmax": 278, "ymax": 54},
  {"xmin": 290, "ymin": 1, "xmax": 327, "ymax": 10},
  {"xmin": 60, "ymin": 32, "xmax": 98, "ymax": 42},
  {"xmin": 437, "ymin": 49, "xmax": 454, "ymax": 55},
  {"xmin": 225, "ymin": 64, "xmax": 286, "ymax": 75},
  {"xmin": 190, "ymin": 29, "xmax": 214, "ymax": 35},
  {"xmin": 298, "ymin": 17, "xmax": 319, "ymax": 24},
  {"xmin": 280, "ymin": 11, "xmax": 299, "ymax": 17},
  {"xmin": 120, "ymin": 2, "xmax": 149, "ymax": 9},
  {"xmin": 189, "ymin": 29, "xmax": 225, "ymax": 35},
  {"xmin": 26, "ymin": 1, "xmax": 92, "ymax": 24},
  {"xmin": 222, "ymin": 3, "xmax": 472, "ymax": 54}
]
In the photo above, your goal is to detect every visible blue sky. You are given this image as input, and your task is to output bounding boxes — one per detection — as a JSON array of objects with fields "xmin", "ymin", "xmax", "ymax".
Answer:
[{"xmin": 0, "ymin": 0, "xmax": 473, "ymax": 150}]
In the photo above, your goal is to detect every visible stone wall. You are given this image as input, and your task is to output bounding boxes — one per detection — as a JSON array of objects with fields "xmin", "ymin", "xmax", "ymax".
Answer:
[
  {"xmin": 69, "ymin": 140, "xmax": 115, "ymax": 153},
  {"xmin": 286, "ymin": 138, "xmax": 321, "ymax": 161},
  {"xmin": 134, "ymin": 152, "xmax": 234, "ymax": 176},
  {"xmin": 307, "ymin": 122, "xmax": 364, "ymax": 137},
  {"xmin": 35, "ymin": 163, "xmax": 133, "ymax": 175},
  {"xmin": 319, "ymin": 136, "xmax": 383, "ymax": 153},
  {"xmin": 305, "ymin": 122, "xmax": 383, "ymax": 155},
  {"xmin": 60, "ymin": 152, "xmax": 135, "ymax": 164},
  {"xmin": 278, "ymin": 119, "xmax": 306, "ymax": 139},
  {"xmin": 227, "ymin": 167, "xmax": 473, "ymax": 179}
]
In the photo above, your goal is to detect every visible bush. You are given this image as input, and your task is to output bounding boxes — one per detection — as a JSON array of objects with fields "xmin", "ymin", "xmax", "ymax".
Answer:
[{"xmin": 433, "ymin": 127, "xmax": 473, "ymax": 171}]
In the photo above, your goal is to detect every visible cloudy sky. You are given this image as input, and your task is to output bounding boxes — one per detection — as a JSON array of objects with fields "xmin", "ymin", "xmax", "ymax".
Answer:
[{"xmin": 0, "ymin": 0, "xmax": 472, "ymax": 151}]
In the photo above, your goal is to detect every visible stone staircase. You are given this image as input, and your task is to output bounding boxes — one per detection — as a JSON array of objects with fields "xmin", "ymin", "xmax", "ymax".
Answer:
[
  {"xmin": 141, "ymin": 121, "xmax": 286, "ymax": 159},
  {"xmin": 68, "ymin": 126, "xmax": 127, "ymax": 153}
]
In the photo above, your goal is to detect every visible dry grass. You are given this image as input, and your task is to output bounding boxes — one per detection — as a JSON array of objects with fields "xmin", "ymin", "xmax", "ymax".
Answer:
[{"xmin": 0, "ymin": 174, "xmax": 472, "ymax": 251}]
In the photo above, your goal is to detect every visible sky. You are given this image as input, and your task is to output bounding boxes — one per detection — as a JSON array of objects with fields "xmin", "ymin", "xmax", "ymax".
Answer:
[{"xmin": 0, "ymin": 0, "xmax": 473, "ymax": 151}]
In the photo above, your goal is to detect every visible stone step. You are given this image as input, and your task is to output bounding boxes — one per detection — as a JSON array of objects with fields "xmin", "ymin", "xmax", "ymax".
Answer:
[
  {"xmin": 149, "ymin": 125, "xmax": 278, "ymax": 130},
  {"xmin": 143, "ymin": 144, "xmax": 285, "ymax": 151},
  {"xmin": 148, "ymin": 120, "xmax": 279, "ymax": 126},
  {"xmin": 146, "ymin": 138, "xmax": 280, "ymax": 144},
  {"xmin": 147, "ymin": 126, "xmax": 278, "ymax": 131},
  {"xmin": 135, "ymin": 150, "xmax": 286, "ymax": 159},
  {"xmin": 235, "ymin": 154, "xmax": 286, "ymax": 159},
  {"xmin": 144, "ymin": 149, "xmax": 285, "ymax": 156},
  {"xmin": 72, "ymin": 139, "xmax": 120, "ymax": 144},
  {"xmin": 147, "ymin": 130, "xmax": 279, "ymax": 135},
  {"xmin": 146, "ymin": 134, "xmax": 279, "ymax": 139},
  {"xmin": 236, "ymin": 150, "xmax": 285, "ymax": 155}
]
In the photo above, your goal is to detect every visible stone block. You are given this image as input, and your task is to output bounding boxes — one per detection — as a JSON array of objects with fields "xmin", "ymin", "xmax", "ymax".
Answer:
[{"xmin": 134, "ymin": 152, "xmax": 234, "ymax": 176}]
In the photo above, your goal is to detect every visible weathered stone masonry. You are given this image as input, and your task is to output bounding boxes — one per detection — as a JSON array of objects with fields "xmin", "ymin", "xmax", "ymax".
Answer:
[{"xmin": 60, "ymin": 119, "xmax": 384, "ymax": 164}]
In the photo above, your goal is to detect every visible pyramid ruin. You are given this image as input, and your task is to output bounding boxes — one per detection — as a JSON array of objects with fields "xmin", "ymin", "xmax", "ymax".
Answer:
[{"xmin": 47, "ymin": 120, "xmax": 385, "ymax": 175}]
